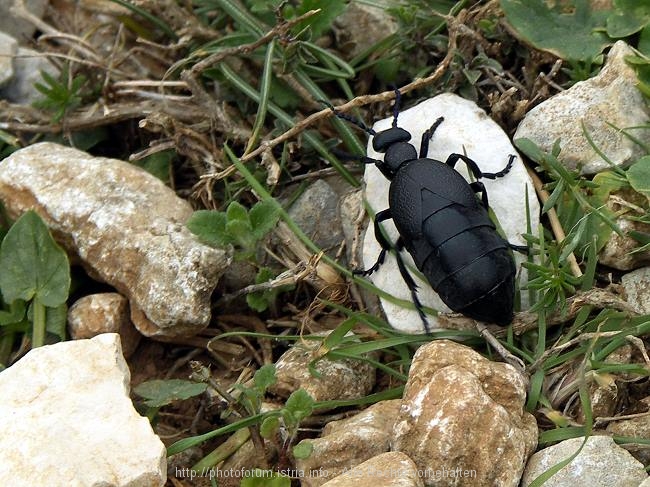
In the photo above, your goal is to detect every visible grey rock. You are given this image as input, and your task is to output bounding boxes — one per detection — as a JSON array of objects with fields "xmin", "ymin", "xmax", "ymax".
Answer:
[
  {"xmin": 521, "ymin": 435, "xmax": 647, "ymax": 487},
  {"xmin": 515, "ymin": 41, "xmax": 650, "ymax": 175},
  {"xmin": 0, "ymin": 0, "xmax": 48, "ymax": 41},
  {"xmin": 0, "ymin": 333, "xmax": 166, "ymax": 486},
  {"xmin": 0, "ymin": 46, "xmax": 57, "ymax": 104},
  {"xmin": 289, "ymin": 179, "xmax": 344, "ymax": 255},
  {"xmin": 0, "ymin": 142, "xmax": 231, "ymax": 338},
  {"xmin": 362, "ymin": 93, "xmax": 540, "ymax": 332},
  {"xmin": 0, "ymin": 30, "xmax": 17, "ymax": 87},
  {"xmin": 333, "ymin": 3, "xmax": 398, "ymax": 59}
]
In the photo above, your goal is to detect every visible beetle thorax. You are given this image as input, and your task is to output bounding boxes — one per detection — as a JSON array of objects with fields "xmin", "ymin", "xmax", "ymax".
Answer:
[{"xmin": 377, "ymin": 142, "xmax": 417, "ymax": 179}]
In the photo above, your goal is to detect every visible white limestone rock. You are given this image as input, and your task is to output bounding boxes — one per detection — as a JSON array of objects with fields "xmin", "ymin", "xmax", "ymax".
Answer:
[
  {"xmin": 515, "ymin": 41, "xmax": 650, "ymax": 175},
  {"xmin": 0, "ymin": 142, "xmax": 231, "ymax": 338},
  {"xmin": 0, "ymin": 333, "xmax": 166, "ymax": 486},
  {"xmin": 362, "ymin": 93, "xmax": 539, "ymax": 333}
]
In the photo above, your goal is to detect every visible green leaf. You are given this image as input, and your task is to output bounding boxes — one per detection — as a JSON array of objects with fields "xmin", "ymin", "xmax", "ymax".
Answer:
[
  {"xmin": 246, "ymin": 267, "xmax": 295, "ymax": 312},
  {"xmin": 0, "ymin": 211, "xmax": 70, "ymax": 307},
  {"xmin": 292, "ymin": 440, "xmax": 314, "ymax": 459},
  {"xmin": 133, "ymin": 379, "xmax": 208, "ymax": 408},
  {"xmin": 627, "ymin": 156, "xmax": 650, "ymax": 199},
  {"xmin": 260, "ymin": 416, "xmax": 280, "ymax": 439},
  {"xmin": 45, "ymin": 302, "xmax": 67, "ymax": 341},
  {"xmin": 254, "ymin": 363, "xmax": 277, "ymax": 392},
  {"xmin": 287, "ymin": 0, "xmax": 347, "ymax": 39},
  {"xmin": 247, "ymin": 267, "xmax": 275, "ymax": 312},
  {"xmin": 241, "ymin": 470, "xmax": 290, "ymax": 487},
  {"xmin": 0, "ymin": 299, "xmax": 26, "ymax": 326},
  {"xmin": 226, "ymin": 219, "xmax": 255, "ymax": 250},
  {"xmin": 639, "ymin": 24, "xmax": 650, "ymax": 55},
  {"xmin": 500, "ymin": 0, "xmax": 612, "ymax": 61},
  {"xmin": 131, "ymin": 150, "xmax": 173, "ymax": 183},
  {"xmin": 249, "ymin": 200, "xmax": 280, "ymax": 240},
  {"xmin": 186, "ymin": 210, "xmax": 233, "ymax": 247},
  {"xmin": 226, "ymin": 201, "xmax": 250, "ymax": 224},
  {"xmin": 607, "ymin": 0, "xmax": 650, "ymax": 38},
  {"xmin": 284, "ymin": 389, "xmax": 314, "ymax": 423}
]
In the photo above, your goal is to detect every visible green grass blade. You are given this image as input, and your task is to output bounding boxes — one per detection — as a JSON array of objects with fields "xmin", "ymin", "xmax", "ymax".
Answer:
[
  {"xmin": 219, "ymin": 64, "xmax": 359, "ymax": 186},
  {"xmin": 245, "ymin": 39, "xmax": 275, "ymax": 155}
]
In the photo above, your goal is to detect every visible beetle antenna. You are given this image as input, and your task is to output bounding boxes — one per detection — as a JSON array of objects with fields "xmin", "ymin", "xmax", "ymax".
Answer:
[
  {"xmin": 320, "ymin": 99, "xmax": 376, "ymax": 136},
  {"xmin": 391, "ymin": 88, "xmax": 401, "ymax": 128}
]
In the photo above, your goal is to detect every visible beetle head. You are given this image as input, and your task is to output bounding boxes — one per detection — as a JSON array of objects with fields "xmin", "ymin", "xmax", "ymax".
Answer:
[{"xmin": 372, "ymin": 127, "xmax": 417, "ymax": 179}]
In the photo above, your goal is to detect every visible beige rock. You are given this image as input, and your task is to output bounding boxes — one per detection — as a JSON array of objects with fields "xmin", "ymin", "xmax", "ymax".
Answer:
[
  {"xmin": 515, "ymin": 41, "xmax": 650, "ymax": 175},
  {"xmin": 269, "ymin": 334, "xmax": 375, "ymax": 403},
  {"xmin": 296, "ymin": 400, "xmax": 401, "ymax": 487},
  {"xmin": 0, "ymin": 142, "xmax": 230, "ymax": 337},
  {"xmin": 599, "ymin": 218, "xmax": 650, "ymax": 270},
  {"xmin": 622, "ymin": 267, "xmax": 650, "ymax": 313},
  {"xmin": 0, "ymin": 333, "xmax": 166, "ymax": 486},
  {"xmin": 68, "ymin": 293, "xmax": 141, "ymax": 357},
  {"xmin": 392, "ymin": 340, "xmax": 537, "ymax": 487},
  {"xmin": 319, "ymin": 452, "xmax": 423, "ymax": 487}
]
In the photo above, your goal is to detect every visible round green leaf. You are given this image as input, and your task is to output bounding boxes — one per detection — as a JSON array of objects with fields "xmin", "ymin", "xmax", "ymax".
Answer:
[
  {"xmin": 292, "ymin": 440, "xmax": 314, "ymax": 460},
  {"xmin": 627, "ymin": 155, "xmax": 650, "ymax": 199},
  {"xmin": 0, "ymin": 211, "xmax": 70, "ymax": 307},
  {"xmin": 501, "ymin": 0, "xmax": 612, "ymax": 61},
  {"xmin": 607, "ymin": 0, "xmax": 650, "ymax": 38}
]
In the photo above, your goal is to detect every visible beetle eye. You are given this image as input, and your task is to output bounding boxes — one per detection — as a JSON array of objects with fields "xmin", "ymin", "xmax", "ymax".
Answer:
[{"xmin": 372, "ymin": 127, "xmax": 411, "ymax": 152}]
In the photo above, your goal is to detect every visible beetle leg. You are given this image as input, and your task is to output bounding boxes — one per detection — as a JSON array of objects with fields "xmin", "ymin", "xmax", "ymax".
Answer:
[
  {"xmin": 483, "ymin": 154, "xmax": 517, "ymax": 179},
  {"xmin": 419, "ymin": 117, "xmax": 445, "ymax": 158},
  {"xmin": 353, "ymin": 209, "xmax": 393, "ymax": 276},
  {"xmin": 470, "ymin": 181, "xmax": 489, "ymax": 209},
  {"xmin": 445, "ymin": 153, "xmax": 516, "ymax": 180},
  {"xmin": 507, "ymin": 242, "xmax": 529, "ymax": 254},
  {"xmin": 393, "ymin": 237, "xmax": 431, "ymax": 333}
]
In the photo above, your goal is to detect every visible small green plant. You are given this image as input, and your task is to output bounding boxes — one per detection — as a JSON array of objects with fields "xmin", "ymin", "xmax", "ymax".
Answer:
[
  {"xmin": 0, "ymin": 211, "xmax": 70, "ymax": 354},
  {"xmin": 246, "ymin": 266, "xmax": 295, "ymax": 312},
  {"xmin": 33, "ymin": 68, "xmax": 88, "ymax": 123},
  {"xmin": 134, "ymin": 379, "xmax": 209, "ymax": 408},
  {"xmin": 187, "ymin": 200, "xmax": 288, "ymax": 312},
  {"xmin": 187, "ymin": 200, "xmax": 280, "ymax": 261}
]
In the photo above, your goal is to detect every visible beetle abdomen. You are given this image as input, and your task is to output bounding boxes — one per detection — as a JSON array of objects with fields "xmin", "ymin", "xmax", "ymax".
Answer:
[
  {"xmin": 394, "ymin": 190, "xmax": 516, "ymax": 324},
  {"xmin": 434, "ymin": 247, "xmax": 515, "ymax": 325}
]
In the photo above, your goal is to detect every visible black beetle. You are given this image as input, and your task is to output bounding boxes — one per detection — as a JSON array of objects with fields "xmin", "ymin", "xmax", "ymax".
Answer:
[{"xmin": 331, "ymin": 92, "xmax": 524, "ymax": 331}]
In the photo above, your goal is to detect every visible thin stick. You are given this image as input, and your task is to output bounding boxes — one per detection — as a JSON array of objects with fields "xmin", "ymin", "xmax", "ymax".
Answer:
[{"xmin": 526, "ymin": 166, "xmax": 583, "ymax": 278}]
